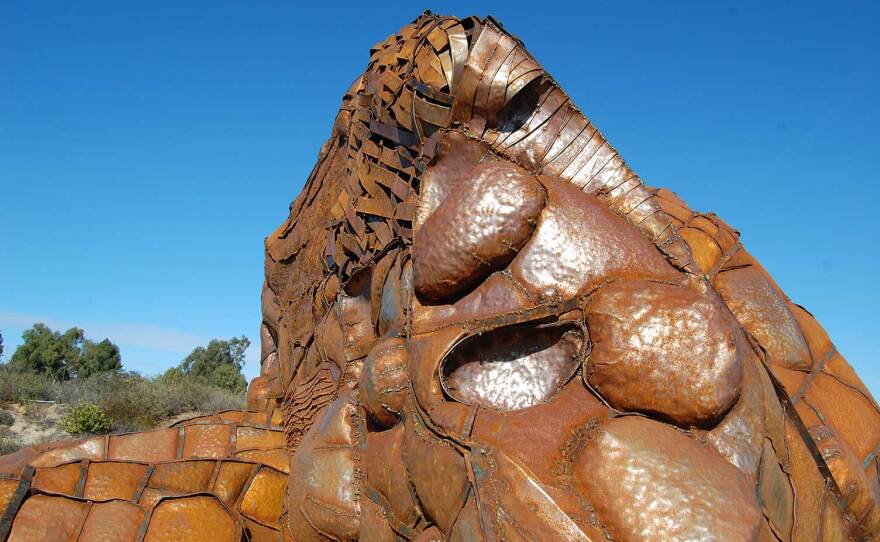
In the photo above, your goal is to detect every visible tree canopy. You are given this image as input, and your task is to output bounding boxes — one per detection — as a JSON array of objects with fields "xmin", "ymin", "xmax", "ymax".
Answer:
[
  {"xmin": 163, "ymin": 336, "xmax": 249, "ymax": 393},
  {"xmin": 9, "ymin": 323, "xmax": 122, "ymax": 380},
  {"xmin": 76, "ymin": 339, "xmax": 123, "ymax": 379},
  {"xmin": 7, "ymin": 325, "xmax": 248, "ymax": 394}
]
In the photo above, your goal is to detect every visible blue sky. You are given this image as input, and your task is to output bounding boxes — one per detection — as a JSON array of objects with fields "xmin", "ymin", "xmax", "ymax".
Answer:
[{"xmin": 1, "ymin": 1, "xmax": 877, "ymax": 395}]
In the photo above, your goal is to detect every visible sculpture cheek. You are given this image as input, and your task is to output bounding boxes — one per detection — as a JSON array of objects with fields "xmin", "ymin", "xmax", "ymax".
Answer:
[
  {"xmin": 585, "ymin": 280, "xmax": 743, "ymax": 428},
  {"xmin": 571, "ymin": 417, "xmax": 761, "ymax": 542},
  {"xmin": 509, "ymin": 178, "xmax": 680, "ymax": 299}
]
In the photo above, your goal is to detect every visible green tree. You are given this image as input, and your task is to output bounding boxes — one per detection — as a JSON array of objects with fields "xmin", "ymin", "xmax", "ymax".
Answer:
[
  {"xmin": 10, "ymin": 324, "xmax": 83, "ymax": 379},
  {"xmin": 9, "ymin": 324, "xmax": 122, "ymax": 380},
  {"xmin": 165, "ymin": 336, "xmax": 249, "ymax": 393},
  {"xmin": 74, "ymin": 339, "xmax": 122, "ymax": 378}
]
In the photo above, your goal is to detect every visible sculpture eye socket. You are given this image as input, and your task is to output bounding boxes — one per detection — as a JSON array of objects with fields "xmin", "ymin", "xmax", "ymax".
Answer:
[
  {"xmin": 440, "ymin": 322, "xmax": 585, "ymax": 411},
  {"xmin": 495, "ymin": 76, "xmax": 549, "ymax": 133}
]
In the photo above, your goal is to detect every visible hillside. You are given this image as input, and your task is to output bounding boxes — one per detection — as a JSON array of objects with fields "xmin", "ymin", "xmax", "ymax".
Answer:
[{"xmin": 0, "ymin": 368, "xmax": 245, "ymax": 455}]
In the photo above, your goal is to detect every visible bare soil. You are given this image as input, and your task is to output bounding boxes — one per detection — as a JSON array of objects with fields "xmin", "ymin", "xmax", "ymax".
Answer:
[{"xmin": 0, "ymin": 402, "xmax": 73, "ymax": 448}]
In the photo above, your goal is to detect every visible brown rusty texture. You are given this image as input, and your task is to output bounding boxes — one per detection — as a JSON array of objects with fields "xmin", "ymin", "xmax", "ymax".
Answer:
[{"xmin": 2, "ymin": 11, "xmax": 879, "ymax": 541}]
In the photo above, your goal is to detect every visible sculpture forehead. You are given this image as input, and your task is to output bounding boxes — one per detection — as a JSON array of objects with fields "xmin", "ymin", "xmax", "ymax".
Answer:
[{"xmin": 268, "ymin": 12, "xmax": 694, "ymax": 307}]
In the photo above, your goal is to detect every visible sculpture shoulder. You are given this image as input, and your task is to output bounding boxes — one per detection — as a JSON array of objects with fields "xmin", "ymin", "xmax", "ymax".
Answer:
[{"xmin": 0, "ymin": 411, "xmax": 290, "ymax": 541}]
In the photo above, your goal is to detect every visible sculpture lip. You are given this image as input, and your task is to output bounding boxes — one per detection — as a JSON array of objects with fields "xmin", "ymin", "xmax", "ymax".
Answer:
[{"xmin": 439, "ymin": 320, "xmax": 587, "ymax": 411}]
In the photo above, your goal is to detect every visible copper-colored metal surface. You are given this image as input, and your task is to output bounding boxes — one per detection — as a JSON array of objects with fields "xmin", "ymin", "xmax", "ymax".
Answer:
[
  {"xmin": 2, "ymin": 12, "xmax": 878, "ymax": 541},
  {"xmin": 413, "ymin": 160, "xmax": 546, "ymax": 303},
  {"xmin": 584, "ymin": 279, "xmax": 743, "ymax": 427},
  {"xmin": 442, "ymin": 322, "xmax": 584, "ymax": 411}
]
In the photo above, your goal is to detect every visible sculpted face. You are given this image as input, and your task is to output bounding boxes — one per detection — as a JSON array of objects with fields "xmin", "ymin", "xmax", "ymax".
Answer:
[
  {"xmin": 1, "ymin": 12, "xmax": 878, "ymax": 542},
  {"xmin": 266, "ymin": 13, "xmax": 879, "ymax": 542}
]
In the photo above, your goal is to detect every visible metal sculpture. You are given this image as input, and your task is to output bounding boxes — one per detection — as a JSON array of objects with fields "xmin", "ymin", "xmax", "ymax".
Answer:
[{"xmin": 2, "ymin": 12, "xmax": 878, "ymax": 542}]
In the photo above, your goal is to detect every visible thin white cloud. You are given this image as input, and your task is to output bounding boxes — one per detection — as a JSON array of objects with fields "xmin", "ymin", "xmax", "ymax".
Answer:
[
  {"xmin": 0, "ymin": 309, "xmax": 206, "ymax": 353},
  {"xmin": 0, "ymin": 310, "xmax": 263, "ymax": 376}
]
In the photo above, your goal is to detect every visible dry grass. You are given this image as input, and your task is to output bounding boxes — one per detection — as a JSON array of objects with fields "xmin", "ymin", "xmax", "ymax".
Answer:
[{"xmin": 0, "ymin": 366, "xmax": 245, "ymax": 454}]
